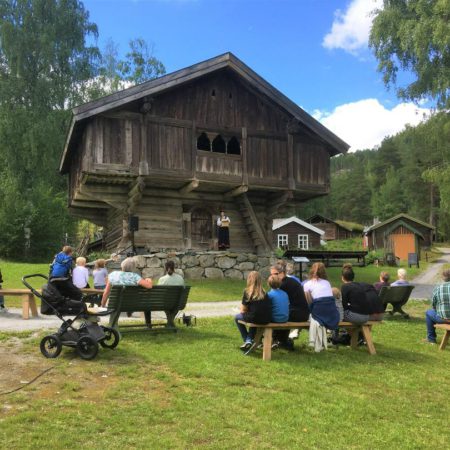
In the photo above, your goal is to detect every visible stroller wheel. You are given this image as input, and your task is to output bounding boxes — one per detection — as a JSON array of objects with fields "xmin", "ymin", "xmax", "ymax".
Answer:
[
  {"xmin": 76, "ymin": 336, "xmax": 99, "ymax": 360},
  {"xmin": 100, "ymin": 327, "xmax": 120, "ymax": 349},
  {"xmin": 40, "ymin": 335, "xmax": 62, "ymax": 358}
]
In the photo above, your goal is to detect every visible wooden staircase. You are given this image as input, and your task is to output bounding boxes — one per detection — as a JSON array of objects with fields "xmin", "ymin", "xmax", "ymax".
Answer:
[{"xmin": 238, "ymin": 193, "xmax": 272, "ymax": 254}]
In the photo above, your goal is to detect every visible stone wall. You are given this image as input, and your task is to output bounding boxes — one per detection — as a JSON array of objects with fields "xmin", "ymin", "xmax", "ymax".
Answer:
[{"xmin": 130, "ymin": 251, "xmax": 279, "ymax": 280}]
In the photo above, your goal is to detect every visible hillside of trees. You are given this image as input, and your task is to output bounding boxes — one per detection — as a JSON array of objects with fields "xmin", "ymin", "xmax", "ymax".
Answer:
[
  {"xmin": 0, "ymin": 0, "xmax": 164, "ymax": 260},
  {"xmin": 300, "ymin": 111, "xmax": 450, "ymax": 240}
]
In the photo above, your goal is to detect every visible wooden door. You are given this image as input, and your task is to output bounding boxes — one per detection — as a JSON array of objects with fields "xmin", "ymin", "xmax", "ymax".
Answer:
[
  {"xmin": 392, "ymin": 233, "xmax": 415, "ymax": 261},
  {"xmin": 191, "ymin": 208, "xmax": 213, "ymax": 249}
]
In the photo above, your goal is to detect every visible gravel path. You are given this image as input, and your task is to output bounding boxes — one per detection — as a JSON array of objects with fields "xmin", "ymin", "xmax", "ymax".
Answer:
[
  {"xmin": 409, "ymin": 247, "xmax": 450, "ymax": 299},
  {"xmin": 0, "ymin": 301, "xmax": 241, "ymax": 332}
]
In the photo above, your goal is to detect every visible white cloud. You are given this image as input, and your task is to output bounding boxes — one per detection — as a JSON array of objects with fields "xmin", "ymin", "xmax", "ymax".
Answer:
[
  {"xmin": 313, "ymin": 99, "xmax": 430, "ymax": 151},
  {"xmin": 322, "ymin": 0, "xmax": 382, "ymax": 54}
]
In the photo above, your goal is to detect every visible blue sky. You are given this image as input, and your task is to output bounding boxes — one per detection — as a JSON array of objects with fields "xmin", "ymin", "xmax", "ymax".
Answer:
[{"xmin": 83, "ymin": 0, "xmax": 430, "ymax": 151}]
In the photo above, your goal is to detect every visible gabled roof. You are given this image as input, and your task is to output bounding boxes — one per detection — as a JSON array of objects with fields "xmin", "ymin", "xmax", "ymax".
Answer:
[
  {"xmin": 60, "ymin": 52, "xmax": 349, "ymax": 173},
  {"xmin": 306, "ymin": 214, "xmax": 363, "ymax": 233},
  {"xmin": 365, "ymin": 213, "xmax": 435, "ymax": 233},
  {"xmin": 273, "ymin": 216, "xmax": 325, "ymax": 235}
]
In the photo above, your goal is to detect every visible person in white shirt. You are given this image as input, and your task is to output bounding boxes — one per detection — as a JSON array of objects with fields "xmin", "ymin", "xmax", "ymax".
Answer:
[
  {"xmin": 217, "ymin": 210, "xmax": 231, "ymax": 250},
  {"xmin": 93, "ymin": 259, "xmax": 108, "ymax": 289},
  {"xmin": 72, "ymin": 257, "xmax": 90, "ymax": 289},
  {"xmin": 158, "ymin": 261, "xmax": 185, "ymax": 286},
  {"xmin": 303, "ymin": 262, "xmax": 340, "ymax": 351}
]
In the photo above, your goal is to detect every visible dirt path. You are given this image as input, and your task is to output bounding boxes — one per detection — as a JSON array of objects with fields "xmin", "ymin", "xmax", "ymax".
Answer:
[
  {"xmin": 410, "ymin": 247, "xmax": 450, "ymax": 299},
  {"xmin": 0, "ymin": 301, "xmax": 241, "ymax": 333}
]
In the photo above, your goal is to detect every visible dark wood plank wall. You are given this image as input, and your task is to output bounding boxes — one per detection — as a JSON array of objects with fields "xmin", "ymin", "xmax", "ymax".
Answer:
[
  {"xmin": 293, "ymin": 140, "xmax": 329, "ymax": 185},
  {"xmin": 273, "ymin": 223, "xmax": 321, "ymax": 249},
  {"xmin": 149, "ymin": 70, "xmax": 289, "ymax": 131}
]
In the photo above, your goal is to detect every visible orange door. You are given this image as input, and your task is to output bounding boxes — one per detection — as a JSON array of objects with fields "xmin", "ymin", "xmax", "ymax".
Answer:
[{"xmin": 392, "ymin": 233, "xmax": 415, "ymax": 261}]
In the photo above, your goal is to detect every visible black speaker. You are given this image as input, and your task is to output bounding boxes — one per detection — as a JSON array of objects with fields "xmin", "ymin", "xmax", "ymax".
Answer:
[{"xmin": 129, "ymin": 216, "xmax": 139, "ymax": 232}]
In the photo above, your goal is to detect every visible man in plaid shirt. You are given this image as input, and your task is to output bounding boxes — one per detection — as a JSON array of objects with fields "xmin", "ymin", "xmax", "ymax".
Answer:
[{"xmin": 425, "ymin": 269, "xmax": 450, "ymax": 343}]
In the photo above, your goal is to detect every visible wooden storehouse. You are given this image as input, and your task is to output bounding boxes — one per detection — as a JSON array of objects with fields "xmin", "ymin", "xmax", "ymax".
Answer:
[
  {"xmin": 364, "ymin": 213, "xmax": 435, "ymax": 260},
  {"xmin": 273, "ymin": 217, "xmax": 324, "ymax": 250},
  {"xmin": 306, "ymin": 214, "xmax": 362, "ymax": 241},
  {"xmin": 60, "ymin": 53, "xmax": 349, "ymax": 254}
]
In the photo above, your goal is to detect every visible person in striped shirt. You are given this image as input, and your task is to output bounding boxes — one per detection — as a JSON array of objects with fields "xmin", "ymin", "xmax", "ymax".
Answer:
[{"xmin": 424, "ymin": 269, "xmax": 450, "ymax": 344}]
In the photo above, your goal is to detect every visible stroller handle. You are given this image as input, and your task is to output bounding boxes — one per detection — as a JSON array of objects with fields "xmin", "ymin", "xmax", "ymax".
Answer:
[{"xmin": 22, "ymin": 274, "xmax": 49, "ymax": 297}]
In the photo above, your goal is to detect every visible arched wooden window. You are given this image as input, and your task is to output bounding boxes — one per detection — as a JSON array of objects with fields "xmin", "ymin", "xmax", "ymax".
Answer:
[
  {"xmin": 227, "ymin": 136, "xmax": 240, "ymax": 155},
  {"xmin": 212, "ymin": 135, "xmax": 226, "ymax": 153},
  {"xmin": 197, "ymin": 132, "xmax": 211, "ymax": 151}
]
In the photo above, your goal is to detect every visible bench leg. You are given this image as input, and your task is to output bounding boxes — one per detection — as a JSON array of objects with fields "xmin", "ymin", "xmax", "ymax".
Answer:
[
  {"xmin": 361, "ymin": 325, "xmax": 376, "ymax": 355},
  {"xmin": 22, "ymin": 294, "xmax": 30, "ymax": 320},
  {"xmin": 350, "ymin": 328, "xmax": 359, "ymax": 350},
  {"xmin": 144, "ymin": 311, "xmax": 152, "ymax": 328},
  {"xmin": 262, "ymin": 328, "xmax": 272, "ymax": 361},
  {"xmin": 29, "ymin": 294, "xmax": 38, "ymax": 318},
  {"xmin": 439, "ymin": 330, "xmax": 450, "ymax": 351},
  {"xmin": 245, "ymin": 327, "xmax": 263, "ymax": 356}
]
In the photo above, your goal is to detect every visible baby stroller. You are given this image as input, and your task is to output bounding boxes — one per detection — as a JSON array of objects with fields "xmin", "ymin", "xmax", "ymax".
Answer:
[{"xmin": 22, "ymin": 274, "xmax": 120, "ymax": 360}]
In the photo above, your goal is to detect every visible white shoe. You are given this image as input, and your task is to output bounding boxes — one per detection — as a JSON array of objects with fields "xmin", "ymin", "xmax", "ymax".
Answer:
[{"xmin": 289, "ymin": 329, "xmax": 299, "ymax": 340}]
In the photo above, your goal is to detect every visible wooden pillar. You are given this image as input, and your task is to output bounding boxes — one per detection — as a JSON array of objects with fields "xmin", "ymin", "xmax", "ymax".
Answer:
[
  {"xmin": 287, "ymin": 133, "xmax": 295, "ymax": 190},
  {"xmin": 191, "ymin": 121, "xmax": 197, "ymax": 178},
  {"xmin": 242, "ymin": 126, "xmax": 248, "ymax": 186}
]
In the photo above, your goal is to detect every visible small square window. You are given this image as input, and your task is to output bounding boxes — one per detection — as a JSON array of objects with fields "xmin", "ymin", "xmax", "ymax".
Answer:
[
  {"xmin": 298, "ymin": 234, "xmax": 308, "ymax": 250},
  {"xmin": 277, "ymin": 234, "xmax": 288, "ymax": 248}
]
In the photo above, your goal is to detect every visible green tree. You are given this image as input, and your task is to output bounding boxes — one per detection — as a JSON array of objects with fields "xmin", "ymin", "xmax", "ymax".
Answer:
[
  {"xmin": 369, "ymin": 0, "xmax": 450, "ymax": 107},
  {"xmin": 95, "ymin": 37, "xmax": 166, "ymax": 95},
  {"xmin": 0, "ymin": 0, "xmax": 99, "ymax": 259}
]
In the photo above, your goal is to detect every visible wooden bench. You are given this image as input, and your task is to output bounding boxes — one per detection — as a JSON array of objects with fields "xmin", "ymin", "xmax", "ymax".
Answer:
[
  {"xmin": 0, "ymin": 288, "xmax": 103, "ymax": 319},
  {"xmin": 434, "ymin": 323, "xmax": 450, "ymax": 350},
  {"xmin": 379, "ymin": 285, "xmax": 415, "ymax": 318},
  {"xmin": 107, "ymin": 285, "xmax": 190, "ymax": 332},
  {"xmin": 0, "ymin": 289, "xmax": 39, "ymax": 319},
  {"xmin": 238, "ymin": 320, "xmax": 381, "ymax": 361}
]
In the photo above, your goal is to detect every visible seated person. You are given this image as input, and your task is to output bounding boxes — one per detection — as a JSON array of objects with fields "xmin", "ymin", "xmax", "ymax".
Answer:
[
  {"xmin": 234, "ymin": 271, "xmax": 272, "ymax": 350},
  {"xmin": 285, "ymin": 262, "xmax": 302, "ymax": 285},
  {"xmin": 391, "ymin": 268, "xmax": 409, "ymax": 286},
  {"xmin": 158, "ymin": 261, "xmax": 185, "ymax": 286},
  {"xmin": 267, "ymin": 275, "xmax": 289, "ymax": 323},
  {"xmin": 93, "ymin": 259, "xmax": 108, "ymax": 290},
  {"xmin": 101, "ymin": 257, "xmax": 152, "ymax": 307},
  {"xmin": 424, "ymin": 269, "xmax": 450, "ymax": 344},
  {"xmin": 341, "ymin": 264, "xmax": 383, "ymax": 324},
  {"xmin": 303, "ymin": 262, "xmax": 340, "ymax": 331},
  {"xmin": 332, "ymin": 287, "xmax": 344, "ymax": 322},
  {"xmin": 374, "ymin": 271, "xmax": 390, "ymax": 292},
  {"xmin": 72, "ymin": 256, "xmax": 90, "ymax": 289},
  {"xmin": 49, "ymin": 246, "xmax": 82, "ymax": 301}
]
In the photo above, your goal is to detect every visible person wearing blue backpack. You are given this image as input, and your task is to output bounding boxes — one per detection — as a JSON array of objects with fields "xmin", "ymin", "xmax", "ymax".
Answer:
[{"xmin": 49, "ymin": 246, "xmax": 82, "ymax": 300}]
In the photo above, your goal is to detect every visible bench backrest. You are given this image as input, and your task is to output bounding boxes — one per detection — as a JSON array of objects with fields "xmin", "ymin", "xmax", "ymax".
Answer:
[
  {"xmin": 379, "ymin": 285, "xmax": 414, "ymax": 304},
  {"xmin": 107, "ymin": 285, "xmax": 190, "ymax": 312}
]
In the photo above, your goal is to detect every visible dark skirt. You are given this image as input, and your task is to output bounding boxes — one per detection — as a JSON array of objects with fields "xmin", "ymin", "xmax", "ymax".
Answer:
[{"xmin": 218, "ymin": 226, "xmax": 230, "ymax": 249}]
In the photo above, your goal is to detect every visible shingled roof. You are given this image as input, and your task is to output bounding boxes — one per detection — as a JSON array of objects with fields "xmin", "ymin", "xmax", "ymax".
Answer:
[{"xmin": 60, "ymin": 52, "xmax": 349, "ymax": 173}]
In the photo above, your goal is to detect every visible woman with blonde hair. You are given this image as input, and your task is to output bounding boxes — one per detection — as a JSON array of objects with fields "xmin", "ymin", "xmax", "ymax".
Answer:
[{"xmin": 234, "ymin": 271, "xmax": 272, "ymax": 350}]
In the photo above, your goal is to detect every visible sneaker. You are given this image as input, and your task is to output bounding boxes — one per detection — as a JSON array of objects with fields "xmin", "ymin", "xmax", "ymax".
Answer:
[
  {"xmin": 240, "ymin": 340, "xmax": 252, "ymax": 350},
  {"xmin": 289, "ymin": 329, "xmax": 299, "ymax": 340},
  {"xmin": 0, "ymin": 306, "xmax": 8, "ymax": 314},
  {"xmin": 421, "ymin": 338, "xmax": 437, "ymax": 345},
  {"xmin": 271, "ymin": 341, "xmax": 280, "ymax": 350}
]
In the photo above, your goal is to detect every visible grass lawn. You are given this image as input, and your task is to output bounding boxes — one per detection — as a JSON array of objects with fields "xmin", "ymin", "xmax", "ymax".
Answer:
[
  {"xmin": 0, "ymin": 257, "xmax": 431, "ymax": 307},
  {"xmin": 1, "ymin": 301, "xmax": 450, "ymax": 449}
]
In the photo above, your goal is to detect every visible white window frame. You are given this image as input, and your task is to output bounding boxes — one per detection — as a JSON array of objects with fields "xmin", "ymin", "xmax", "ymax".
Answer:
[
  {"xmin": 298, "ymin": 234, "xmax": 309, "ymax": 250},
  {"xmin": 277, "ymin": 234, "xmax": 288, "ymax": 248}
]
